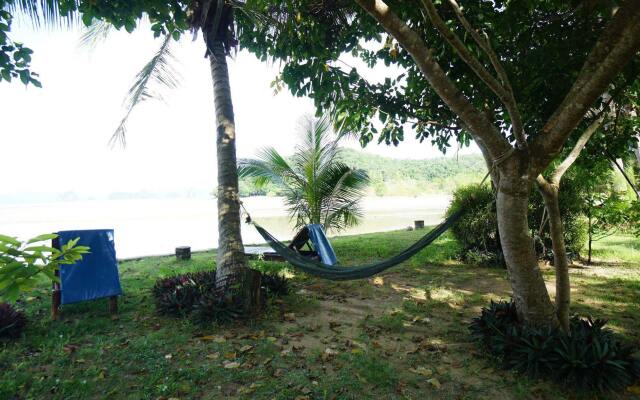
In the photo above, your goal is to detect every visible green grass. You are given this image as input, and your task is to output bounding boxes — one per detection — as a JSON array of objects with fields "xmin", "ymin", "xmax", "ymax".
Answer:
[
  {"xmin": 590, "ymin": 234, "xmax": 640, "ymax": 265},
  {"xmin": 1, "ymin": 229, "xmax": 639, "ymax": 399}
]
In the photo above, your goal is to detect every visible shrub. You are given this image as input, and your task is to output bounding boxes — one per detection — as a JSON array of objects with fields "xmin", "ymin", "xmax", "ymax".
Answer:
[
  {"xmin": 446, "ymin": 184, "xmax": 502, "ymax": 265},
  {"xmin": 0, "ymin": 302, "xmax": 26, "ymax": 340},
  {"xmin": 470, "ymin": 300, "xmax": 640, "ymax": 393},
  {"xmin": 192, "ymin": 290, "xmax": 245, "ymax": 324},
  {"xmin": 153, "ymin": 270, "xmax": 264, "ymax": 323},
  {"xmin": 261, "ymin": 273, "xmax": 290, "ymax": 297},
  {"xmin": 152, "ymin": 270, "xmax": 217, "ymax": 316},
  {"xmin": 447, "ymin": 181, "xmax": 589, "ymax": 264}
]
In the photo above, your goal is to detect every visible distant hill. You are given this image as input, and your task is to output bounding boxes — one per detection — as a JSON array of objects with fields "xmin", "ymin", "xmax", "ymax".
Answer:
[{"xmin": 239, "ymin": 149, "xmax": 488, "ymax": 197}]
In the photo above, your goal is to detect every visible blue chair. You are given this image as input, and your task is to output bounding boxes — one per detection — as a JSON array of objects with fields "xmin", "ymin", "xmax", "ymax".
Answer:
[{"xmin": 52, "ymin": 229, "xmax": 122, "ymax": 319}]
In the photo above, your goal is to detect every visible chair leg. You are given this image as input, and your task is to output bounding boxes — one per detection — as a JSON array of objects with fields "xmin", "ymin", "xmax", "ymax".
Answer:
[
  {"xmin": 108, "ymin": 296, "xmax": 118, "ymax": 315},
  {"xmin": 51, "ymin": 289, "xmax": 61, "ymax": 320}
]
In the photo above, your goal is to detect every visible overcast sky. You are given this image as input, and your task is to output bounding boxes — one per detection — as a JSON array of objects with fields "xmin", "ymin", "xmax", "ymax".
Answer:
[{"xmin": 1, "ymin": 21, "xmax": 479, "ymax": 197}]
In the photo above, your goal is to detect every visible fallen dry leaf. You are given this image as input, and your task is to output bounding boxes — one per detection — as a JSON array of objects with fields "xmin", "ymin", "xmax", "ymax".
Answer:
[
  {"xmin": 627, "ymin": 386, "xmax": 640, "ymax": 395},
  {"xmin": 206, "ymin": 353, "xmax": 220, "ymax": 360},
  {"xmin": 239, "ymin": 345, "xmax": 254, "ymax": 353},
  {"xmin": 197, "ymin": 335, "xmax": 226, "ymax": 343},
  {"xmin": 63, "ymin": 344, "xmax": 79, "ymax": 354},
  {"xmin": 410, "ymin": 367, "xmax": 433, "ymax": 378},
  {"xmin": 284, "ymin": 313, "xmax": 296, "ymax": 321},
  {"xmin": 223, "ymin": 361, "xmax": 241, "ymax": 369},
  {"xmin": 427, "ymin": 378, "xmax": 441, "ymax": 389}
]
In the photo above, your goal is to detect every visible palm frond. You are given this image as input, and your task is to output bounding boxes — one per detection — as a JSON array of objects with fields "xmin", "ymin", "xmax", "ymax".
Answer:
[
  {"xmin": 78, "ymin": 18, "xmax": 113, "ymax": 50},
  {"xmin": 241, "ymin": 113, "xmax": 370, "ymax": 232},
  {"xmin": 7, "ymin": 0, "xmax": 79, "ymax": 28},
  {"xmin": 110, "ymin": 34, "xmax": 181, "ymax": 147}
]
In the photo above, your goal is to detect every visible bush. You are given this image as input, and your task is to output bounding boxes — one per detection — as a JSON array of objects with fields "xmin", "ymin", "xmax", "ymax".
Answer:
[
  {"xmin": 0, "ymin": 302, "xmax": 26, "ymax": 340},
  {"xmin": 447, "ymin": 181, "xmax": 589, "ymax": 264},
  {"xmin": 261, "ymin": 273, "xmax": 290, "ymax": 297},
  {"xmin": 152, "ymin": 270, "xmax": 217, "ymax": 316},
  {"xmin": 446, "ymin": 184, "xmax": 502, "ymax": 265},
  {"xmin": 192, "ymin": 290, "xmax": 245, "ymax": 324},
  {"xmin": 470, "ymin": 300, "xmax": 640, "ymax": 393},
  {"xmin": 153, "ymin": 269, "xmax": 277, "ymax": 323}
]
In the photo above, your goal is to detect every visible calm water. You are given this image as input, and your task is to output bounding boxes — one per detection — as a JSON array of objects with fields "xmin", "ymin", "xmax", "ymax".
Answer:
[{"xmin": 0, "ymin": 196, "xmax": 451, "ymax": 259}]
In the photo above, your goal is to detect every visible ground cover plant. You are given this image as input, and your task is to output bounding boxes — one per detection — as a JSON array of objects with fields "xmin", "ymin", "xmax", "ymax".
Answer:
[
  {"xmin": 470, "ymin": 300, "xmax": 640, "ymax": 393},
  {"xmin": 0, "ymin": 229, "xmax": 638, "ymax": 399}
]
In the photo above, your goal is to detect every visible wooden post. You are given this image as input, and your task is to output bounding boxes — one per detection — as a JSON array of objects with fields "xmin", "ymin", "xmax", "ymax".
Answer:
[
  {"xmin": 243, "ymin": 269, "xmax": 263, "ymax": 314},
  {"xmin": 108, "ymin": 296, "xmax": 118, "ymax": 315},
  {"xmin": 175, "ymin": 246, "xmax": 191, "ymax": 260},
  {"xmin": 414, "ymin": 220, "xmax": 425, "ymax": 230},
  {"xmin": 52, "ymin": 285, "xmax": 61, "ymax": 320}
]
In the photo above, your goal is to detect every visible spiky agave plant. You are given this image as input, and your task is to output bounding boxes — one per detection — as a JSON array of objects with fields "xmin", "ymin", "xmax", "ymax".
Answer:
[{"xmin": 238, "ymin": 114, "xmax": 370, "ymax": 233}]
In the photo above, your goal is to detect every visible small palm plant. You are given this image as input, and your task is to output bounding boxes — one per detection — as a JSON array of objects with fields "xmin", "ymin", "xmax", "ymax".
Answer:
[{"xmin": 239, "ymin": 115, "xmax": 370, "ymax": 232}]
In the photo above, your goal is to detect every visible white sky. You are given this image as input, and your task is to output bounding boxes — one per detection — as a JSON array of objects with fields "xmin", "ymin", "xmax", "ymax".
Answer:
[{"xmin": 0, "ymin": 22, "xmax": 479, "ymax": 197}]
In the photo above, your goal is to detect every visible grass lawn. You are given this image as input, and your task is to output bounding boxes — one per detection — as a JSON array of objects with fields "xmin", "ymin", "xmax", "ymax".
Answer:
[{"xmin": 1, "ymin": 229, "xmax": 639, "ymax": 399}]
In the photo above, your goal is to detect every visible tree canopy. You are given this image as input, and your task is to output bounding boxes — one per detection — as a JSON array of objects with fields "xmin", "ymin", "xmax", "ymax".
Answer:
[{"xmin": 239, "ymin": 0, "xmax": 639, "ymax": 155}]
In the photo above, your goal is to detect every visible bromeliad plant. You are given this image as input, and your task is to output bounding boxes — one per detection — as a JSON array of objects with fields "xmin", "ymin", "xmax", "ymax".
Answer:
[
  {"xmin": 0, "ymin": 233, "xmax": 89, "ymax": 303},
  {"xmin": 470, "ymin": 300, "xmax": 640, "ymax": 393}
]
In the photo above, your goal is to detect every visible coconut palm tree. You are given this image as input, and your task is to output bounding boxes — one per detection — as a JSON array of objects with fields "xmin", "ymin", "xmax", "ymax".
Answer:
[
  {"xmin": 189, "ymin": 1, "xmax": 248, "ymax": 292},
  {"xmin": 239, "ymin": 114, "xmax": 370, "ymax": 233},
  {"xmin": 9, "ymin": 0, "xmax": 255, "ymax": 303}
]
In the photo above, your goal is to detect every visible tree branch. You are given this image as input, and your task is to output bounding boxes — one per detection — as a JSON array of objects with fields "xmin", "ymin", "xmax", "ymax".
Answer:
[
  {"xmin": 550, "ymin": 114, "xmax": 605, "ymax": 184},
  {"xmin": 355, "ymin": 0, "xmax": 511, "ymax": 160},
  {"xmin": 419, "ymin": 1, "xmax": 507, "ymax": 104},
  {"xmin": 531, "ymin": 1, "xmax": 640, "ymax": 173},
  {"xmin": 607, "ymin": 150, "xmax": 640, "ymax": 199},
  {"xmin": 444, "ymin": 0, "xmax": 525, "ymax": 149}
]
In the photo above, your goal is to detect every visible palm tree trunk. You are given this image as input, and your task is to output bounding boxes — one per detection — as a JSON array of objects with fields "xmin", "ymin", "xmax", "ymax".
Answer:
[{"xmin": 209, "ymin": 40, "xmax": 249, "ymax": 291}]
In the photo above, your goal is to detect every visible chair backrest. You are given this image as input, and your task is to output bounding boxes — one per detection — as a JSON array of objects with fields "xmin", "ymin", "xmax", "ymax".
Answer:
[
  {"xmin": 307, "ymin": 224, "xmax": 338, "ymax": 266},
  {"xmin": 288, "ymin": 226, "xmax": 311, "ymax": 251},
  {"xmin": 55, "ymin": 229, "xmax": 122, "ymax": 305}
]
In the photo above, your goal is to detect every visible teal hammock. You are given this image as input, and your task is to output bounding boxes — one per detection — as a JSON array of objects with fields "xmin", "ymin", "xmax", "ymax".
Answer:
[{"xmin": 250, "ymin": 209, "xmax": 464, "ymax": 281}]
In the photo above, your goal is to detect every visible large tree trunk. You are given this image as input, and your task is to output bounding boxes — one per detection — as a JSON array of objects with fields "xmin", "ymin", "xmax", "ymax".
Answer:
[
  {"xmin": 538, "ymin": 182, "xmax": 570, "ymax": 332},
  {"xmin": 209, "ymin": 40, "xmax": 250, "ymax": 290},
  {"xmin": 496, "ymin": 158, "xmax": 557, "ymax": 327}
]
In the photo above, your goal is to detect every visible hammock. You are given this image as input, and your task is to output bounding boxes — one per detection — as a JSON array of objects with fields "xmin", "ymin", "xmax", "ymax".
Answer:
[{"xmin": 250, "ymin": 209, "xmax": 464, "ymax": 281}]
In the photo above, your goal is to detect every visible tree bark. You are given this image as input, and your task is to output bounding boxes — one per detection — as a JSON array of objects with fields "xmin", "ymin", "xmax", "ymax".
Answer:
[
  {"xmin": 497, "ymin": 157, "xmax": 557, "ymax": 327},
  {"xmin": 537, "ymin": 181, "xmax": 570, "ymax": 332},
  {"xmin": 209, "ymin": 40, "xmax": 248, "ymax": 289}
]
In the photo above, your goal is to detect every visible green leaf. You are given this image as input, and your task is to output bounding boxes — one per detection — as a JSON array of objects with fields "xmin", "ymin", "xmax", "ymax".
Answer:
[
  {"xmin": 82, "ymin": 13, "xmax": 94, "ymax": 27},
  {"xmin": 0, "ymin": 234, "xmax": 20, "ymax": 246},
  {"xmin": 27, "ymin": 233, "xmax": 58, "ymax": 244},
  {"xmin": 18, "ymin": 69, "xmax": 29, "ymax": 85}
]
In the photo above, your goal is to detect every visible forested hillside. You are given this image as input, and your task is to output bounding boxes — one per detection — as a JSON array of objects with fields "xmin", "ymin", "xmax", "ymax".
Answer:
[{"xmin": 239, "ymin": 149, "xmax": 487, "ymax": 197}]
